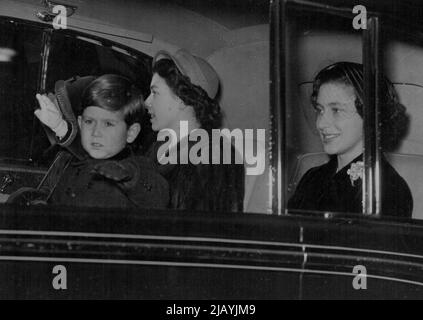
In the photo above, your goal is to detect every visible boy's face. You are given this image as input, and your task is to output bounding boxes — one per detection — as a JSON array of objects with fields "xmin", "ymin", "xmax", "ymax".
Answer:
[{"xmin": 78, "ymin": 106, "xmax": 138, "ymax": 159}]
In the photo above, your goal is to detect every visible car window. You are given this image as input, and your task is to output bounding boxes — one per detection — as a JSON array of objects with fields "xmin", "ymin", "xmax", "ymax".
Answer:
[
  {"xmin": 282, "ymin": 3, "xmax": 419, "ymax": 220},
  {"xmin": 381, "ymin": 23, "xmax": 423, "ymax": 220},
  {"xmin": 46, "ymin": 32, "xmax": 151, "ymax": 97},
  {"xmin": 43, "ymin": 21, "xmax": 271, "ymax": 214},
  {"xmin": 44, "ymin": 31, "xmax": 154, "ymax": 155},
  {"xmin": 0, "ymin": 20, "xmax": 156, "ymax": 202},
  {"xmin": 0, "ymin": 19, "xmax": 45, "ymax": 162},
  {"xmin": 283, "ymin": 6, "xmax": 365, "ymax": 215},
  {"xmin": 0, "ymin": 4, "xmax": 271, "ymax": 214}
]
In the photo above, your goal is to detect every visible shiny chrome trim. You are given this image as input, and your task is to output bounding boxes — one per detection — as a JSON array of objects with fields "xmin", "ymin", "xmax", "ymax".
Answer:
[
  {"xmin": 270, "ymin": 0, "xmax": 284, "ymax": 215},
  {"xmin": 0, "ymin": 229, "xmax": 422, "ymax": 260},
  {"xmin": 363, "ymin": 17, "xmax": 382, "ymax": 216}
]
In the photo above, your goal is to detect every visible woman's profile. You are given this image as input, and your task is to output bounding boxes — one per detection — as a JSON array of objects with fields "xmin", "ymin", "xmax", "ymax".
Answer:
[
  {"xmin": 145, "ymin": 49, "xmax": 245, "ymax": 212},
  {"xmin": 288, "ymin": 62, "xmax": 412, "ymax": 218}
]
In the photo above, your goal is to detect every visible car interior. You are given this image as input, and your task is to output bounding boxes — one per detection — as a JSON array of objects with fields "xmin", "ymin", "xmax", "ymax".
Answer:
[
  {"xmin": 1, "ymin": 0, "xmax": 423, "ymax": 300},
  {"xmin": 1, "ymin": 0, "xmax": 423, "ymax": 220}
]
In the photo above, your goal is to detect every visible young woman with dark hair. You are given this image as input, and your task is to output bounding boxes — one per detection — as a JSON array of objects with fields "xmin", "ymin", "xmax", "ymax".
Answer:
[
  {"xmin": 288, "ymin": 62, "xmax": 412, "ymax": 218},
  {"xmin": 145, "ymin": 49, "xmax": 244, "ymax": 212}
]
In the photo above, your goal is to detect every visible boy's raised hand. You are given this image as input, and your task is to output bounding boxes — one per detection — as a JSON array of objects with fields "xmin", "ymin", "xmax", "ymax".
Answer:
[{"xmin": 34, "ymin": 93, "xmax": 68, "ymax": 138}]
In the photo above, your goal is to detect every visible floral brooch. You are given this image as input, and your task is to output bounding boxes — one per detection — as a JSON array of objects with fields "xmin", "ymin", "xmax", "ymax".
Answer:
[{"xmin": 346, "ymin": 161, "xmax": 364, "ymax": 186}]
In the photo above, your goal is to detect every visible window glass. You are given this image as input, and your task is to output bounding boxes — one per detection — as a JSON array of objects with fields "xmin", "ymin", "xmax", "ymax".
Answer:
[
  {"xmin": 285, "ymin": 8, "xmax": 365, "ymax": 216},
  {"xmin": 43, "ymin": 29, "xmax": 271, "ymax": 214},
  {"xmin": 381, "ymin": 24, "xmax": 423, "ymax": 220},
  {"xmin": 46, "ymin": 33, "xmax": 151, "ymax": 96},
  {"xmin": 0, "ymin": 20, "xmax": 44, "ymax": 162},
  {"xmin": 0, "ymin": 7, "xmax": 270, "ymax": 213},
  {"xmin": 45, "ymin": 32, "xmax": 154, "ymax": 154}
]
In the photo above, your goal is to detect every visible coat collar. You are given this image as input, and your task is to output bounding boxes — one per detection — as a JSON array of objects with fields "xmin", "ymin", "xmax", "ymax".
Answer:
[
  {"xmin": 71, "ymin": 146, "xmax": 133, "ymax": 167},
  {"xmin": 327, "ymin": 153, "xmax": 363, "ymax": 177}
]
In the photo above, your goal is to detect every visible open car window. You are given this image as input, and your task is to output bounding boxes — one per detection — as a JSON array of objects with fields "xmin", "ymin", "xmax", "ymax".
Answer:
[
  {"xmin": 43, "ymin": 30, "xmax": 154, "ymax": 160},
  {"xmin": 0, "ymin": 19, "xmax": 44, "ymax": 162},
  {"xmin": 0, "ymin": 4, "xmax": 272, "ymax": 214},
  {"xmin": 0, "ymin": 18, "xmax": 157, "ymax": 202},
  {"xmin": 0, "ymin": 18, "xmax": 49, "ymax": 200},
  {"xmin": 282, "ymin": 2, "xmax": 423, "ymax": 221},
  {"xmin": 284, "ymin": 6, "xmax": 364, "ymax": 215},
  {"xmin": 45, "ymin": 31, "xmax": 152, "ymax": 97}
]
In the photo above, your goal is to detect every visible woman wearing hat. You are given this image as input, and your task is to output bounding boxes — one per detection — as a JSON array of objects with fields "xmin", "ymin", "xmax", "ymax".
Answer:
[
  {"xmin": 288, "ymin": 62, "xmax": 412, "ymax": 218},
  {"xmin": 144, "ymin": 49, "xmax": 244, "ymax": 212}
]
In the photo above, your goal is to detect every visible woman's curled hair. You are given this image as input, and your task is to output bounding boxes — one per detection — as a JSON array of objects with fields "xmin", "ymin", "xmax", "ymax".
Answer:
[{"xmin": 153, "ymin": 59, "xmax": 222, "ymax": 131}]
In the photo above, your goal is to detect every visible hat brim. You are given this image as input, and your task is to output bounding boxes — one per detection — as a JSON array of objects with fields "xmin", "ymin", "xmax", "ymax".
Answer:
[
  {"xmin": 153, "ymin": 50, "xmax": 189, "ymax": 78},
  {"xmin": 153, "ymin": 50, "xmax": 173, "ymax": 64},
  {"xmin": 153, "ymin": 49, "xmax": 219, "ymax": 99}
]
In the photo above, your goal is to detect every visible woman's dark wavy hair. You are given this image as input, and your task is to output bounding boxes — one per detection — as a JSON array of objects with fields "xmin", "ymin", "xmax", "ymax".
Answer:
[
  {"xmin": 80, "ymin": 74, "xmax": 144, "ymax": 126},
  {"xmin": 311, "ymin": 62, "xmax": 409, "ymax": 151},
  {"xmin": 152, "ymin": 59, "xmax": 222, "ymax": 131}
]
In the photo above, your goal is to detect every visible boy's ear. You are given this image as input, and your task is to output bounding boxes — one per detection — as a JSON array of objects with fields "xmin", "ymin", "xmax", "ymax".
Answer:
[
  {"xmin": 77, "ymin": 116, "xmax": 82, "ymax": 129},
  {"xmin": 126, "ymin": 123, "xmax": 141, "ymax": 143}
]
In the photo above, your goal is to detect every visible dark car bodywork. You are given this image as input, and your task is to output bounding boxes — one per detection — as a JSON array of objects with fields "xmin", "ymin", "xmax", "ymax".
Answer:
[{"xmin": 2, "ymin": 205, "xmax": 423, "ymax": 299}]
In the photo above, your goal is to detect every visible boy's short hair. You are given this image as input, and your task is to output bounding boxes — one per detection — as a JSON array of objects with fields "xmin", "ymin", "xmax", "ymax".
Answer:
[{"xmin": 80, "ymin": 74, "xmax": 144, "ymax": 126}]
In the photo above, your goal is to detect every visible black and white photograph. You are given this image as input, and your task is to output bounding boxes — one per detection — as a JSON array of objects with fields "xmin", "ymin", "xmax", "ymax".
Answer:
[{"xmin": 0, "ymin": 0, "xmax": 422, "ymax": 303}]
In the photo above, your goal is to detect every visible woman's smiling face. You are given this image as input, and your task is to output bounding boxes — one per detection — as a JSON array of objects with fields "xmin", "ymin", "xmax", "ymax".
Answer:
[{"xmin": 315, "ymin": 82, "xmax": 363, "ymax": 163}]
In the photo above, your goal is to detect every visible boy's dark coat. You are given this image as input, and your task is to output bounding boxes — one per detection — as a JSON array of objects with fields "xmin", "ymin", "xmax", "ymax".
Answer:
[{"xmin": 48, "ymin": 148, "xmax": 169, "ymax": 209}]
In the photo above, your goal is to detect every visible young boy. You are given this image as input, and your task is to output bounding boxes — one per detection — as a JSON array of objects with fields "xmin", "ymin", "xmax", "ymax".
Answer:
[{"xmin": 30, "ymin": 74, "xmax": 169, "ymax": 209}]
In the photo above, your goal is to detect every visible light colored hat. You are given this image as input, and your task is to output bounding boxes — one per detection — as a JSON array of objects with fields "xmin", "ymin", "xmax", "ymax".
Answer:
[{"xmin": 154, "ymin": 49, "xmax": 219, "ymax": 99}]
